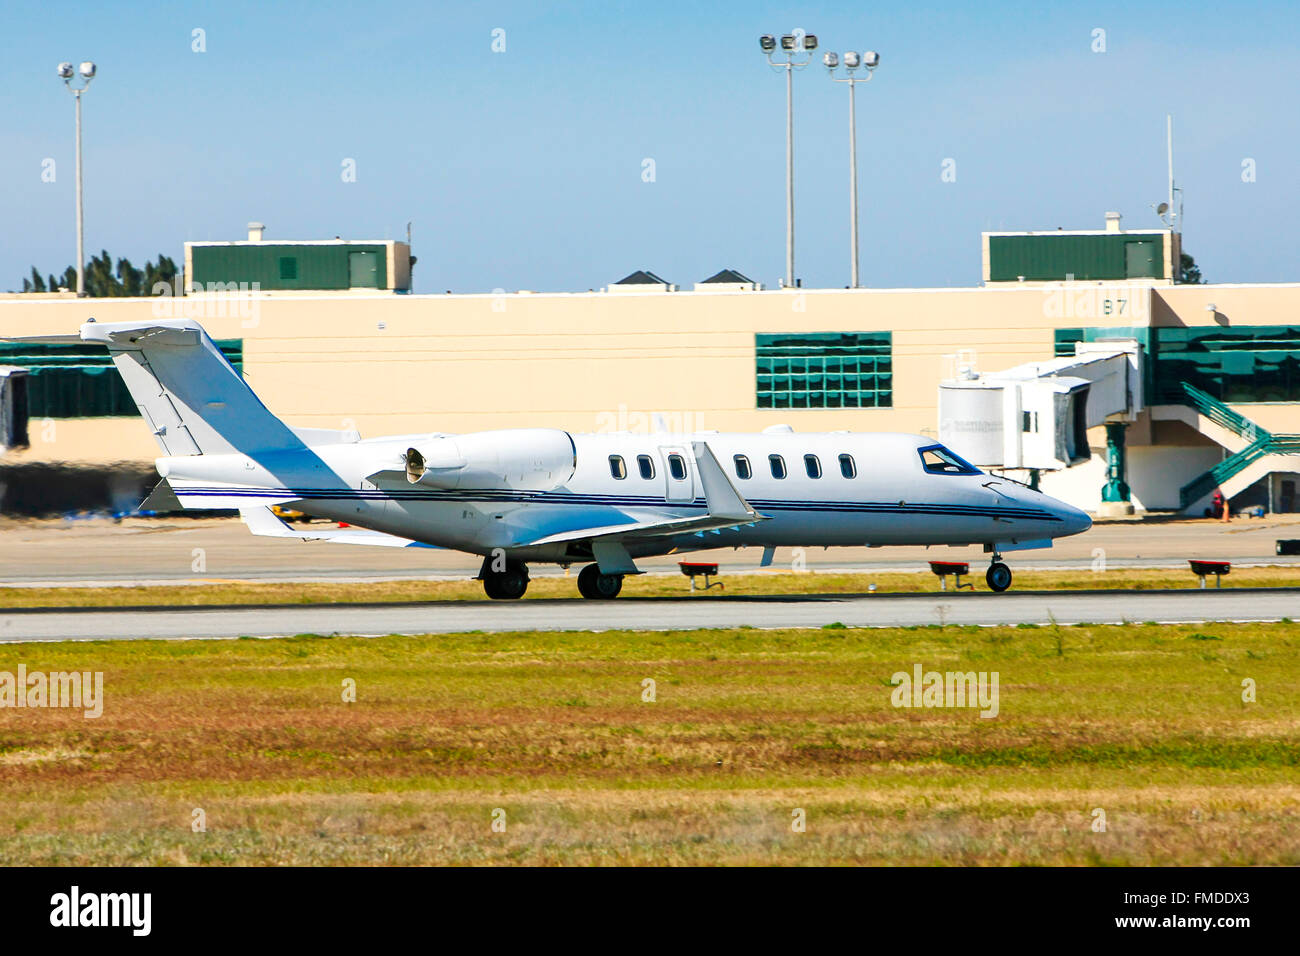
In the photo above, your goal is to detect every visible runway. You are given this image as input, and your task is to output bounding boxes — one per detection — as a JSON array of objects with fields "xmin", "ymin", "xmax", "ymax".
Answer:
[
  {"xmin": 4, "ymin": 514, "xmax": 1300, "ymax": 585},
  {"xmin": 2, "ymin": 588, "xmax": 1295, "ymax": 642}
]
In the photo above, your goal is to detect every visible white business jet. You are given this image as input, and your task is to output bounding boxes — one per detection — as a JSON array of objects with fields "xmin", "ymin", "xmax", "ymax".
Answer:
[{"xmin": 10, "ymin": 319, "xmax": 1090, "ymax": 599}]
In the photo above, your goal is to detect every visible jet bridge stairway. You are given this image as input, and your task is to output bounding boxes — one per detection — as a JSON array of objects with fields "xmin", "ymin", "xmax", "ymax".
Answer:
[{"xmin": 1151, "ymin": 383, "xmax": 1300, "ymax": 513}]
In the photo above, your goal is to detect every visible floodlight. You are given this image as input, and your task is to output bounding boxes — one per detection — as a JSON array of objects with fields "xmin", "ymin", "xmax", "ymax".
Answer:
[
  {"xmin": 759, "ymin": 34, "xmax": 776, "ymax": 52},
  {"xmin": 823, "ymin": 51, "xmax": 838, "ymax": 68},
  {"xmin": 862, "ymin": 50, "xmax": 879, "ymax": 68},
  {"xmin": 803, "ymin": 34, "xmax": 817, "ymax": 50},
  {"xmin": 780, "ymin": 34, "xmax": 795, "ymax": 51},
  {"xmin": 843, "ymin": 51, "xmax": 860, "ymax": 69},
  {"xmin": 57, "ymin": 62, "xmax": 74, "ymax": 79},
  {"xmin": 1156, "ymin": 202, "xmax": 1169, "ymax": 215},
  {"xmin": 79, "ymin": 61, "xmax": 96, "ymax": 78}
]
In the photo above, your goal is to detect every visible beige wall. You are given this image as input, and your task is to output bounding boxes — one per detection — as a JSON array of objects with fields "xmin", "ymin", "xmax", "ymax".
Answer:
[{"xmin": 3, "ymin": 281, "xmax": 1298, "ymax": 469}]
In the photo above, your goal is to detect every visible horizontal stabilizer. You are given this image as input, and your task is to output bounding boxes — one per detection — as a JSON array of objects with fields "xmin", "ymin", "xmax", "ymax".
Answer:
[
  {"xmin": 240, "ymin": 506, "xmax": 437, "ymax": 548},
  {"xmin": 0, "ymin": 333, "xmax": 84, "ymax": 345}
]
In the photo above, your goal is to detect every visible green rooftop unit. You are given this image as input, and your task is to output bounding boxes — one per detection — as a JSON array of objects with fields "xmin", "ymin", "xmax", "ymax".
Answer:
[
  {"xmin": 983, "ymin": 215, "xmax": 1177, "ymax": 284},
  {"xmin": 186, "ymin": 226, "xmax": 411, "ymax": 293}
]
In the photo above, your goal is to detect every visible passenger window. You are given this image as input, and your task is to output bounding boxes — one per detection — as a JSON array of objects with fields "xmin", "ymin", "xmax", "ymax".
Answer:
[
  {"xmin": 804, "ymin": 454, "xmax": 822, "ymax": 479},
  {"xmin": 609, "ymin": 455, "xmax": 627, "ymax": 479},
  {"xmin": 637, "ymin": 454, "xmax": 655, "ymax": 479},
  {"xmin": 839, "ymin": 454, "xmax": 856, "ymax": 478},
  {"xmin": 734, "ymin": 455, "xmax": 752, "ymax": 480},
  {"xmin": 769, "ymin": 454, "xmax": 787, "ymax": 479},
  {"xmin": 919, "ymin": 444, "xmax": 981, "ymax": 476},
  {"xmin": 668, "ymin": 454, "xmax": 687, "ymax": 480}
]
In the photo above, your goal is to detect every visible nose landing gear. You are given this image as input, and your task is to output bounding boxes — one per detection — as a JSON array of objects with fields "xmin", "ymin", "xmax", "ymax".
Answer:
[{"xmin": 986, "ymin": 554, "xmax": 1013, "ymax": 593}]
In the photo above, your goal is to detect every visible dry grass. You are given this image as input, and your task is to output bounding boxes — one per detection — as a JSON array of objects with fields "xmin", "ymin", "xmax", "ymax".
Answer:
[
  {"xmin": 0, "ymin": 621, "xmax": 1296, "ymax": 865},
  {"xmin": 2, "ymin": 566, "xmax": 1297, "ymax": 609}
]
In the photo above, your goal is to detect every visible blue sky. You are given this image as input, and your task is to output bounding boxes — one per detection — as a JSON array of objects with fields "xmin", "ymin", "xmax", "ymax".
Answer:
[{"xmin": 2, "ymin": 0, "xmax": 1296, "ymax": 292}]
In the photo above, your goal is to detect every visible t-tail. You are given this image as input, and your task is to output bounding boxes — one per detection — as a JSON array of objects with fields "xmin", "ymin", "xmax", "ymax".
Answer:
[
  {"xmin": 4, "ymin": 318, "xmax": 354, "ymax": 514},
  {"xmin": 74, "ymin": 318, "xmax": 300, "ymax": 457}
]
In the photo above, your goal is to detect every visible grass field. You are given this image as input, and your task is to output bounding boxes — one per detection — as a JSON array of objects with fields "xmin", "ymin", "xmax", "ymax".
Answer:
[
  {"xmin": 0, "ymin": 620, "xmax": 1296, "ymax": 865},
  {"xmin": 2, "ymin": 565, "xmax": 1298, "ymax": 608}
]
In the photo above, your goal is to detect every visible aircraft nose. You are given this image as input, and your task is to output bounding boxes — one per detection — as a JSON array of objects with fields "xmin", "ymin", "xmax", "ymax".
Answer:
[{"xmin": 1061, "ymin": 503, "xmax": 1092, "ymax": 536}]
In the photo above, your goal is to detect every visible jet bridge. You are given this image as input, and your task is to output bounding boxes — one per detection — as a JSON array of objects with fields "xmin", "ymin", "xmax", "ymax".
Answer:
[
  {"xmin": 938, "ymin": 341, "xmax": 1143, "ymax": 507},
  {"xmin": 0, "ymin": 366, "xmax": 29, "ymax": 455}
]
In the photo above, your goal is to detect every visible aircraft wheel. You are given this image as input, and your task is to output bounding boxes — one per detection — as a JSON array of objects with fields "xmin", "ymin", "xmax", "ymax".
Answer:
[
  {"xmin": 483, "ymin": 563, "xmax": 529, "ymax": 600},
  {"xmin": 986, "ymin": 561, "xmax": 1012, "ymax": 593},
  {"xmin": 577, "ymin": 563, "xmax": 623, "ymax": 599}
]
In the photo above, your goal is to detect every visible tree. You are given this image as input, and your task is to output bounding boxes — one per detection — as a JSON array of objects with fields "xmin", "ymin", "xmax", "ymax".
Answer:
[
  {"xmin": 22, "ymin": 267, "xmax": 46, "ymax": 293},
  {"xmin": 143, "ymin": 255, "xmax": 179, "ymax": 293},
  {"xmin": 18, "ymin": 253, "xmax": 181, "ymax": 296},
  {"xmin": 1180, "ymin": 252, "xmax": 1203, "ymax": 284}
]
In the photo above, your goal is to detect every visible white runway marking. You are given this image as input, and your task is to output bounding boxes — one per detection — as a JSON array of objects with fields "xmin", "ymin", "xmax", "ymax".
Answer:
[{"xmin": 0, "ymin": 589, "xmax": 1295, "ymax": 643}]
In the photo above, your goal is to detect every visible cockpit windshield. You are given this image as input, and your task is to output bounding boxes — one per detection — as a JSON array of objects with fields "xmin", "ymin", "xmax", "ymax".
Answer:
[{"xmin": 918, "ymin": 444, "xmax": 981, "ymax": 476}]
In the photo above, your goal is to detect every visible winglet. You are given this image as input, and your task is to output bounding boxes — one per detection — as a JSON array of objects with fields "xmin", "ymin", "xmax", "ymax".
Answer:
[{"xmin": 691, "ymin": 440, "xmax": 759, "ymax": 521}]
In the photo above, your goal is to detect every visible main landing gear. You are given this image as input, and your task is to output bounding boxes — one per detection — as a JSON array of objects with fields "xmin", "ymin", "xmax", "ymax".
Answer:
[
  {"xmin": 986, "ymin": 554, "xmax": 1013, "ymax": 593},
  {"xmin": 480, "ymin": 558, "xmax": 529, "ymax": 600},
  {"xmin": 577, "ymin": 563, "xmax": 623, "ymax": 599}
]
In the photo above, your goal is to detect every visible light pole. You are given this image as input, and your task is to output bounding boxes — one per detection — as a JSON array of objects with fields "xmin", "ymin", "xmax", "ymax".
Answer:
[
  {"xmin": 824, "ymin": 50, "xmax": 879, "ymax": 289},
  {"xmin": 57, "ymin": 60, "xmax": 96, "ymax": 297},
  {"xmin": 760, "ymin": 32, "xmax": 817, "ymax": 288}
]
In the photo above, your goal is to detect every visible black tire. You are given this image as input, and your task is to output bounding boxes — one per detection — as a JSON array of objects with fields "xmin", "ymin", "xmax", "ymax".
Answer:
[
  {"xmin": 482, "ymin": 563, "xmax": 529, "ymax": 600},
  {"xmin": 986, "ymin": 562, "xmax": 1012, "ymax": 593},
  {"xmin": 577, "ymin": 563, "xmax": 623, "ymax": 599}
]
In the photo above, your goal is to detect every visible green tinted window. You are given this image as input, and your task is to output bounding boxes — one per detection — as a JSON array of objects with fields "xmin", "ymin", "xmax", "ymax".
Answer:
[
  {"xmin": 1054, "ymin": 329, "xmax": 1084, "ymax": 357},
  {"xmin": 0, "ymin": 340, "xmax": 243, "ymax": 418},
  {"xmin": 755, "ymin": 332, "xmax": 892, "ymax": 409},
  {"xmin": 1153, "ymin": 326, "xmax": 1300, "ymax": 404}
]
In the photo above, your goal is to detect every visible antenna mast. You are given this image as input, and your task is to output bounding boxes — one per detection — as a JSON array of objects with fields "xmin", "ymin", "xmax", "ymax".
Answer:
[{"xmin": 1165, "ymin": 113, "xmax": 1184, "ymax": 234}]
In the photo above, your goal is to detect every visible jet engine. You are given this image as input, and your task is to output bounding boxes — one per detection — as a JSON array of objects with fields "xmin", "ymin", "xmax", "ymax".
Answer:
[{"xmin": 402, "ymin": 428, "xmax": 576, "ymax": 492}]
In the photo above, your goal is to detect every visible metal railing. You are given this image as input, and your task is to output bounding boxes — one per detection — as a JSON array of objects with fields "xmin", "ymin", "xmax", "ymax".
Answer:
[
  {"xmin": 1176, "ymin": 385, "xmax": 1300, "ymax": 510},
  {"xmin": 1176, "ymin": 382, "xmax": 1272, "ymax": 443}
]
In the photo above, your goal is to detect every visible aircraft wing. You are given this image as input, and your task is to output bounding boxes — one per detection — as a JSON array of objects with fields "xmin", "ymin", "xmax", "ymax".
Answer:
[
  {"xmin": 513, "ymin": 440, "xmax": 767, "ymax": 548},
  {"xmin": 520, "ymin": 512, "xmax": 750, "ymax": 547},
  {"xmin": 239, "ymin": 506, "xmax": 438, "ymax": 548}
]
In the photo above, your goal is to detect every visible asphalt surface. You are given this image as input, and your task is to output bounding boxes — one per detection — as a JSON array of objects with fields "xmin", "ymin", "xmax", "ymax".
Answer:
[
  {"xmin": 3, "ymin": 514, "xmax": 1300, "ymax": 585},
  {"xmin": 2, "ymin": 588, "xmax": 1296, "ymax": 642},
  {"xmin": 4, "ymin": 515, "xmax": 1298, "ymax": 642}
]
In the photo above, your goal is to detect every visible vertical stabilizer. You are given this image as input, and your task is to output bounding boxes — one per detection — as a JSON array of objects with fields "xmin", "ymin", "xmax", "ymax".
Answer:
[{"xmin": 78, "ymin": 319, "xmax": 300, "ymax": 456}]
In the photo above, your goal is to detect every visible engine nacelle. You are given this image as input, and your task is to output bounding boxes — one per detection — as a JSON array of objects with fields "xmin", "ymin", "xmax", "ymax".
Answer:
[{"xmin": 405, "ymin": 428, "xmax": 576, "ymax": 492}]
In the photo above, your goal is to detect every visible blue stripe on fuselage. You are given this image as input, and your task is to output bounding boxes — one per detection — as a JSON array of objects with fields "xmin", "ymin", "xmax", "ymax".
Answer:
[{"xmin": 172, "ymin": 487, "xmax": 1061, "ymax": 521}]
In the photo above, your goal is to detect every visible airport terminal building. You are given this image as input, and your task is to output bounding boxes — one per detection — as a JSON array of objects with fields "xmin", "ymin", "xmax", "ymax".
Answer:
[{"xmin": 2, "ymin": 218, "xmax": 1298, "ymax": 515}]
